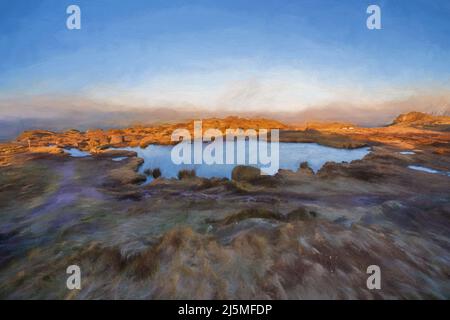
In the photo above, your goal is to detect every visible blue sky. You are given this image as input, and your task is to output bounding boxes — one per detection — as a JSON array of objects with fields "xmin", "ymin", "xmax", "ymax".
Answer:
[{"xmin": 0, "ymin": 0, "xmax": 449, "ymax": 115}]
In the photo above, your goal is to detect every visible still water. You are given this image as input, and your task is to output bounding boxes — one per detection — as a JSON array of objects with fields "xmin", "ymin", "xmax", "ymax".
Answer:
[{"xmin": 115, "ymin": 142, "xmax": 370, "ymax": 183}]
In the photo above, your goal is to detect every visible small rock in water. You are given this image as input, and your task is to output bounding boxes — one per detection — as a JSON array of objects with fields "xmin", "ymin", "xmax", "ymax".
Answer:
[{"xmin": 152, "ymin": 168, "xmax": 162, "ymax": 179}]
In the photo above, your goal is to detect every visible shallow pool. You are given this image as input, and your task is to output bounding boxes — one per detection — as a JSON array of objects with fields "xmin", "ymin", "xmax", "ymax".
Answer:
[
  {"xmin": 64, "ymin": 148, "xmax": 91, "ymax": 158},
  {"xmin": 408, "ymin": 165, "xmax": 450, "ymax": 176},
  {"xmin": 115, "ymin": 142, "xmax": 371, "ymax": 183}
]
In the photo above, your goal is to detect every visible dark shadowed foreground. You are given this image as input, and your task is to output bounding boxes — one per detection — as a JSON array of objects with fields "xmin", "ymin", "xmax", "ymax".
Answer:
[{"xmin": 0, "ymin": 145, "xmax": 449, "ymax": 299}]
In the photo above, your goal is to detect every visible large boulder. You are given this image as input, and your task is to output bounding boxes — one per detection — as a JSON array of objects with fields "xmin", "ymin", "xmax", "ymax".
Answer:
[
  {"xmin": 231, "ymin": 165, "xmax": 261, "ymax": 182},
  {"xmin": 298, "ymin": 161, "xmax": 314, "ymax": 175},
  {"xmin": 178, "ymin": 169, "xmax": 196, "ymax": 180}
]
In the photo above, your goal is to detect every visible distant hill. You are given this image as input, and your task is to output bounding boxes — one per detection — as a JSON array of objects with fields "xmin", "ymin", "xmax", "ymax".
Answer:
[{"xmin": 390, "ymin": 112, "xmax": 450, "ymax": 131}]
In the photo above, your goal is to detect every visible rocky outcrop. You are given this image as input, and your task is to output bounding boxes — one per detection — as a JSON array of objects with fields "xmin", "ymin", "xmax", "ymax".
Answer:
[
  {"xmin": 6, "ymin": 113, "xmax": 450, "ymax": 165},
  {"xmin": 106, "ymin": 157, "xmax": 146, "ymax": 186},
  {"xmin": 392, "ymin": 112, "xmax": 433, "ymax": 125},
  {"xmin": 391, "ymin": 111, "xmax": 450, "ymax": 128},
  {"xmin": 14, "ymin": 117, "xmax": 287, "ymax": 153}
]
